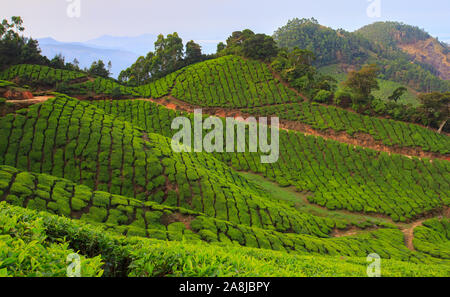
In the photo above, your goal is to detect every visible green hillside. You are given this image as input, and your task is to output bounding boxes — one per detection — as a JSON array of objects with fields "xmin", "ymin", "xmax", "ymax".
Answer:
[
  {"xmin": 0, "ymin": 58, "xmax": 449, "ymax": 277},
  {"xmin": 1, "ymin": 10, "xmax": 449, "ymax": 279},
  {"xmin": 1, "ymin": 94, "xmax": 449, "ymax": 276},
  {"xmin": 273, "ymin": 19, "xmax": 450, "ymax": 93},
  {"xmin": 91, "ymin": 98, "xmax": 450, "ymax": 222},
  {"xmin": 355, "ymin": 22, "xmax": 432, "ymax": 47},
  {"xmin": 2, "ymin": 202, "xmax": 448, "ymax": 277},
  {"xmin": 318, "ymin": 64, "xmax": 419, "ymax": 105},
  {"xmin": 171, "ymin": 55, "xmax": 301, "ymax": 107}
]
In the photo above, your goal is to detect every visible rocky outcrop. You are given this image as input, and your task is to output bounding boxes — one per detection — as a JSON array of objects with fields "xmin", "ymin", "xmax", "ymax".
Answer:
[{"xmin": 399, "ymin": 38, "xmax": 450, "ymax": 80}]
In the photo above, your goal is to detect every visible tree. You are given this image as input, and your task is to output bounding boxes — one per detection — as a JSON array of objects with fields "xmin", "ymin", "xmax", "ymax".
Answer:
[
  {"xmin": 418, "ymin": 92, "xmax": 449, "ymax": 132},
  {"xmin": 185, "ymin": 40, "xmax": 202, "ymax": 64},
  {"xmin": 226, "ymin": 29, "xmax": 255, "ymax": 47},
  {"xmin": 50, "ymin": 54, "xmax": 65, "ymax": 69},
  {"xmin": 72, "ymin": 58, "xmax": 80, "ymax": 70},
  {"xmin": 388, "ymin": 86, "xmax": 407, "ymax": 102},
  {"xmin": 153, "ymin": 32, "xmax": 184, "ymax": 77},
  {"xmin": 221, "ymin": 29, "xmax": 256, "ymax": 56},
  {"xmin": 107, "ymin": 61, "xmax": 112, "ymax": 74},
  {"xmin": 0, "ymin": 16, "xmax": 47, "ymax": 69},
  {"xmin": 119, "ymin": 52, "xmax": 154, "ymax": 86},
  {"xmin": 343, "ymin": 64, "xmax": 380, "ymax": 108},
  {"xmin": 216, "ymin": 42, "xmax": 226, "ymax": 54},
  {"xmin": 88, "ymin": 60, "xmax": 109, "ymax": 78},
  {"xmin": 271, "ymin": 48, "xmax": 323, "ymax": 96},
  {"xmin": 241, "ymin": 34, "xmax": 278, "ymax": 61}
]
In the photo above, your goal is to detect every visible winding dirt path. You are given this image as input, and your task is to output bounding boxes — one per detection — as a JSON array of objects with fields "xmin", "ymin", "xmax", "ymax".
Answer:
[
  {"xmin": 138, "ymin": 96, "xmax": 449, "ymax": 161},
  {"xmin": 398, "ymin": 206, "xmax": 449, "ymax": 250},
  {"xmin": 401, "ymin": 221, "xmax": 424, "ymax": 251},
  {"xmin": 5, "ymin": 94, "xmax": 449, "ymax": 161},
  {"xmin": 6, "ymin": 96, "xmax": 53, "ymax": 104}
]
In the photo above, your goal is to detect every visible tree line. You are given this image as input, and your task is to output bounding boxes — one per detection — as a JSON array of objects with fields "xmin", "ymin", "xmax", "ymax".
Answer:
[{"xmin": 0, "ymin": 16, "xmax": 112, "ymax": 79}]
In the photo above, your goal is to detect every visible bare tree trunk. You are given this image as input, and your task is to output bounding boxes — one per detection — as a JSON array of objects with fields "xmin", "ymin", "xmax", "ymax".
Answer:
[{"xmin": 437, "ymin": 119, "xmax": 447, "ymax": 134}]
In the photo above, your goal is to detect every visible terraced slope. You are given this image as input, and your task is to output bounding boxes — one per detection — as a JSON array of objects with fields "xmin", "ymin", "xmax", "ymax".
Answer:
[
  {"xmin": 91, "ymin": 99, "xmax": 450, "ymax": 222},
  {"xmin": 171, "ymin": 55, "xmax": 302, "ymax": 107},
  {"xmin": 2, "ymin": 202, "xmax": 449, "ymax": 277},
  {"xmin": 2, "ymin": 165, "xmax": 428, "ymax": 259},
  {"xmin": 413, "ymin": 218, "xmax": 450, "ymax": 258},
  {"xmin": 0, "ymin": 64, "xmax": 178, "ymax": 98},
  {"xmin": 0, "ymin": 64, "xmax": 86, "ymax": 84},
  {"xmin": 1, "ymin": 95, "xmax": 449, "ymax": 276},
  {"xmin": 241, "ymin": 102, "xmax": 450, "ymax": 154},
  {"xmin": 2, "ymin": 58, "xmax": 449, "ymax": 156},
  {"xmin": 1, "ymin": 95, "xmax": 370, "ymax": 241}
]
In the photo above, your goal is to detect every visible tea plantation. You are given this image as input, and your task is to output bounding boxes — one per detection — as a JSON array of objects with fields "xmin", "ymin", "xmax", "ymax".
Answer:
[{"xmin": 0, "ymin": 59, "xmax": 449, "ymax": 277}]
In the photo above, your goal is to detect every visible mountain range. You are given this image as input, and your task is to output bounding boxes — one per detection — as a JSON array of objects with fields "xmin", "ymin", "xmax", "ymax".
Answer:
[{"xmin": 38, "ymin": 34, "xmax": 221, "ymax": 78}]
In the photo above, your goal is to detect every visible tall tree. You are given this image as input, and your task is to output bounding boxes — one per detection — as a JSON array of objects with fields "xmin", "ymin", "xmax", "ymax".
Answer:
[
  {"xmin": 418, "ymin": 92, "xmax": 449, "ymax": 132},
  {"xmin": 153, "ymin": 32, "xmax": 184, "ymax": 77},
  {"xmin": 185, "ymin": 40, "xmax": 202, "ymax": 64},
  {"xmin": 241, "ymin": 34, "xmax": 278, "ymax": 61},
  {"xmin": 343, "ymin": 64, "xmax": 380, "ymax": 108},
  {"xmin": 88, "ymin": 60, "xmax": 109, "ymax": 78},
  {"xmin": 50, "ymin": 54, "xmax": 65, "ymax": 69},
  {"xmin": 0, "ymin": 16, "xmax": 47, "ymax": 69},
  {"xmin": 72, "ymin": 58, "xmax": 80, "ymax": 70},
  {"xmin": 107, "ymin": 61, "xmax": 112, "ymax": 74},
  {"xmin": 216, "ymin": 42, "xmax": 226, "ymax": 54}
]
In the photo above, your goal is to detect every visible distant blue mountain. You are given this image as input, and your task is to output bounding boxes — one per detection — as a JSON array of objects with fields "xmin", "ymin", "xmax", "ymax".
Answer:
[
  {"xmin": 38, "ymin": 35, "xmax": 222, "ymax": 78},
  {"xmin": 38, "ymin": 37, "xmax": 140, "ymax": 78}
]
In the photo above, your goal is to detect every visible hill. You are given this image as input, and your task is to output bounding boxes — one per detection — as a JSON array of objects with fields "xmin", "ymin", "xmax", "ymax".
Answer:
[
  {"xmin": 0, "ymin": 55, "xmax": 449, "ymax": 276},
  {"xmin": 2, "ymin": 202, "xmax": 449, "ymax": 277},
  {"xmin": 1, "ymin": 94, "xmax": 449, "ymax": 276},
  {"xmin": 273, "ymin": 19, "xmax": 450, "ymax": 93},
  {"xmin": 356, "ymin": 22, "xmax": 450, "ymax": 80},
  {"xmin": 2, "ymin": 59, "xmax": 448, "ymax": 154}
]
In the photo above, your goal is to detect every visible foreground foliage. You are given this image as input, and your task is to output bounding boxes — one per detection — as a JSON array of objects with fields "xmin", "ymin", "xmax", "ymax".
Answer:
[{"xmin": 1, "ymin": 203, "xmax": 449, "ymax": 277}]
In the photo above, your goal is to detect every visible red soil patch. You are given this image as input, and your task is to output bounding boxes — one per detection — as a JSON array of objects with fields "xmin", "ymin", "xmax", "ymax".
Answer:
[
  {"xmin": 165, "ymin": 103, "xmax": 177, "ymax": 111},
  {"xmin": 4, "ymin": 90, "xmax": 34, "ymax": 100}
]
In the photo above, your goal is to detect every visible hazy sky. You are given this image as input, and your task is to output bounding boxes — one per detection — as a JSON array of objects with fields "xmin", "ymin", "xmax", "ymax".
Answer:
[{"xmin": 1, "ymin": 0, "xmax": 449, "ymax": 43}]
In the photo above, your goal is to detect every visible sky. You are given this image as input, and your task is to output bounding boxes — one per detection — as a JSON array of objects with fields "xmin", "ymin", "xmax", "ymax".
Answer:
[{"xmin": 1, "ymin": 0, "xmax": 449, "ymax": 43}]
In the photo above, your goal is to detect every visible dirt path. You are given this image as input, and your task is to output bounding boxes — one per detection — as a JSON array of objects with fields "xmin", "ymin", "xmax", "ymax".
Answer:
[
  {"xmin": 399, "ymin": 206, "xmax": 450, "ymax": 250},
  {"xmin": 331, "ymin": 225, "xmax": 381, "ymax": 237},
  {"xmin": 6, "ymin": 94, "xmax": 449, "ymax": 161},
  {"xmin": 6, "ymin": 96, "xmax": 53, "ymax": 104},
  {"xmin": 239, "ymin": 170, "xmax": 449, "ymax": 245},
  {"xmin": 138, "ymin": 96, "xmax": 448, "ymax": 161},
  {"xmin": 401, "ymin": 220, "xmax": 424, "ymax": 251}
]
